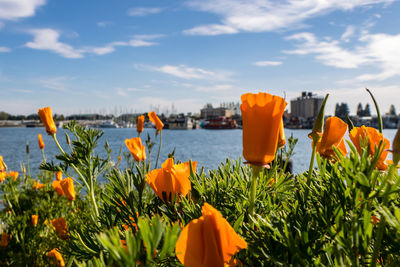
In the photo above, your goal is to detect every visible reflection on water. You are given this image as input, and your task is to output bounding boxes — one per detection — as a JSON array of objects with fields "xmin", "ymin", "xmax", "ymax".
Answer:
[{"xmin": 0, "ymin": 127, "xmax": 396, "ymax": 176}]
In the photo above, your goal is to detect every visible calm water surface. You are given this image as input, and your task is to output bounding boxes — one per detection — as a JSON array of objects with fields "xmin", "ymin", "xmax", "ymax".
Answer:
[{"xmin": 0, "ymin": 127, "xmax": 397, "ymax": 176}]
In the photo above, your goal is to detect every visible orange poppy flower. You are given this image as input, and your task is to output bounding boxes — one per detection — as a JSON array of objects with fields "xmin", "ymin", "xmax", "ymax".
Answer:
[
  {"xmin": 125, "ymin": 137, "xmax": 146, "ymax": 162},
  {"xmin": 60, "ymin": 177, "xmax": 75, "ymax": 201},
  {"xmin": 8, "ymin": 171, "xmax": 18, "ymax": 181},
  {"xmin": 32, "ymin": 215, "xmax": 39, "ymax": 226},
  {"xmin": 137, "ymin": 115, "xmax": 145, "ymax": 134},
  {"xmin": 148, "ymin": 111, "xmax": 164, "ymax": 131},
  {"xmin": 38, "ymin": 107, "xmax": 57, "ymax": 135},
  {"xmin": 0, "ymin": 172, "xmax": 6, "ymax": 182},
  {"xmin": 350, "ymin": 126, "xmax": 390, "ymax": 170},
  {"xmin": 315, "ymin": 116, "xmax": 348, "ymax": 158},
  {"xmin": 146, "ymin": 158, "xmax": 197, "ymax": 202},
  {"xmin": 1, "ymin": 233, "xmax": 9, "ymax": 247},
  {"xmin": 278, "ymin": 119, "xmax": 286, "ymax": 148},
  {"xmin": 33, "ymin": 181, "xmax": 45, "ymax": 190},
  {"xmin": 47, "ymin": 249, "xmax": 65, "ymax": 267},
  {"xmin": 51, "ymin": 217, "xmax": 68, "ymax": 239},
  {"xmin": 38, "ymin": 134, "xmax": 45, "ymax": 149},
  {"xmin": 175, "ymin": 203, "xmax": 247, "ymax": 267},
  {"xmin": 55, "ymin": 171, "xmax": 63, "ymax": 181},
  {"xmin": 52, "ymin": 180, "xmax": 64, "ymax": 196},
  {"xmin": 0, "ymin": 155, "xmax": 6, "ymax": 172},
  {"xmin": 241, "ymin": 92, "xmax": 287, "ymax": 165}
]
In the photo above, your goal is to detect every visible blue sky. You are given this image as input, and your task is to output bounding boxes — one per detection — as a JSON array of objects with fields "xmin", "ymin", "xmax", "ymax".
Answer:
[{"xmin": 1, "ymin": 0, "xmax": 400, "ymax": 116}]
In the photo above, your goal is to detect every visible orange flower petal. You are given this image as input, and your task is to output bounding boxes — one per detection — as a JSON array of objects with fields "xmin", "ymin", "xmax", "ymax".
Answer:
[
  {"xmin": 148, "ymin": 111, "xmax": 164, "ymax": 131},
  {"xmin": 241, "ymin": 92, "xmax": 287, "ymax": 165},
  {"xmin": 175, "ymin": 203, "xmax": 247, "ymax": 267},
  {"xmin": 137, "ymin": 115, "xmax": 145, "ymax": 133},
  {"xmin": 125, "ymin": 137, "xmax": 146, "ymax": 162},
  {"xmin": 317, "ymin": 117, "xmax": 348, "ymax": 158},
  {"xmin": 38, "ymin": 134, "xmax": 45, "ymax": 149},
  {"xmin": 38, "ymin": 107, "xmax": 57, "ymax": 135},
  {"xmin": 47, "ymin": 249, "xmax": 65, "ymax": 267},
  {"xmin": 32, "ymin": 214, "xmax": 39, "ymax": 226},
  {"xmin": 146, "ymin": 158, "xmax": 196, "ymax": 202},
  {"xmin": 51, "ymin": 218, "xmax": 68, "ymax": 240},
  {"xmin": 60, "ymin": 177, "xmax": 75, "ymax": 201},
  {"xmin": 52, "ymin": 180, "xmax": 64, "ymax": 196}
]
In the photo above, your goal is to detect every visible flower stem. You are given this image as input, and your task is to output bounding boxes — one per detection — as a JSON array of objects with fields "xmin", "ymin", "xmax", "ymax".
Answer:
[
  {"xmin": 154, "ymin": 131, "xmax": 162, "ymax": 169},
  {"xmin": 41, "ymin": 149, "xmax": 46, "ymax": 163},
  {"xmin": 304, "ymin": 142, "xmax": 317, "ymax": 201},
  {"xmin": 249, "ymin": 165, "xmax": 261, "ymax": 225},
  {"xmin": 52, "ymin": 134, "xmax": 99, "ymax": 217}
]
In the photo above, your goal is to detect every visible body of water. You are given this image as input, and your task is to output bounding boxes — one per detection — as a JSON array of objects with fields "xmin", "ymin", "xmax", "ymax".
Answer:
[{"xmin": 0, "ymin": 127, "xmax": 397, "ymax": 175}]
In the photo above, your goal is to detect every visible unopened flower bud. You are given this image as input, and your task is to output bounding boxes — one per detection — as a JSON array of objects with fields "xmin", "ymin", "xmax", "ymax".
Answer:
[
  {"xmin": 309, "ymin": 94, "xmax": 329, "ymax": 145},
  {"xmin": 392, "ymin": 126, "xmax": 400, "ymax": 165}
]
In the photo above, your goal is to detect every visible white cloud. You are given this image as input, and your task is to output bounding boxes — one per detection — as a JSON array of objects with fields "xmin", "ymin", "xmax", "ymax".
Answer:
[
  {"xmin": 128, "ymin": 7, "xmax": 163, "ymax": 16},
  {"xmin": 284, "ymin": 31, "xmax": 400, "ymax": 81},
  {"xmin": 183, "ymin": 0, "xmax": 394, "ymax": 35},
  {"xmin": 0, "ymin": 0, "xmax": 46, "ymax": 20},
  {"xmin": 284, "ymin": 32, "xmax": 368, "ymax": 68},
  {"xmin": 253, "ymin": 60, "xmax": 282, "ymax": 67},
  {"xmin": 26, "ymin": 29, "xmax": 84, "ymax": 58},
  {"xmin": 341, "ymin": 25, "xmax": 356, "ymax": 42},
  {"xmin": 183, "ymin": 24, "xmax": 238, "ymax": 36},
  {"xmin": 0, "ymin": 46, "xmax": 10, "ymax": 52},
  {"xmin": 129, "ymin": 34, "xmax": 164, "ymax": 47},
  {"xmin": 25, "ymin": 28, "xmax": 163, "ymax": 58},
  {"xmin": 138, "ymin": 64, "xmax": 233, "ymax": 81}
]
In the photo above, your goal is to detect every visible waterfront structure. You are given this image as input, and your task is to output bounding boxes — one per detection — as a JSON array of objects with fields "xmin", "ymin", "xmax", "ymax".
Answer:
[
  {"xmin": 290, "ymin": 92, "xmax": 324, "ymax": 119},
  {"xmin": 200, "ymin": 104, "xmax": 233, "ymax": 119}
]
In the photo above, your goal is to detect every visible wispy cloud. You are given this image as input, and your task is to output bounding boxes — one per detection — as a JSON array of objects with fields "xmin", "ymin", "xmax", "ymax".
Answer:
[
  {"xmin": 341, "ymin": 25, "xmax": 356, "ymax": 42},
  {"xmin": 127, "ymin": 7, "xmax": 163, "ymax": 17},
  {"xmin": 35, "ymin": 76, "xmax": 74, "ymax": 91},
  {"xmin": 195, "ymin": 84, "xmax": 233, "ymax": 92},
  {"xmin": 25, "ymin": 29, "xmax": 164, "ymax": 58},
  {"xmin": 0, "ymin": 0, "xmax": 46, "ymax": 20},
  {"xmin": 183, "ymin": 0, "xmax": 394, "ymax": 35},
  {"xmin": 26, "ymin": 29, "xmax": 84, "ymax": 58},
  {"xmin": 136, "ymin": 64, "xmax": 233, "ymax": 81},
  {"xmin": 0, "ymin": 46, "xmax": 10, "ymax": 52},
  {"xmin": 253, "ymin": 61, "xmax": 282, "ymax": 67},
  {"xmin": 115, "ymin": 87, "xmax": 142, "ymax": 97},
  {"xmin": 284, "ymin": 30, "xmax": 400, "ymax": 81},
  {"xmin": 96, "ymin": 21, "xmax": 113, "ymax": 27}
]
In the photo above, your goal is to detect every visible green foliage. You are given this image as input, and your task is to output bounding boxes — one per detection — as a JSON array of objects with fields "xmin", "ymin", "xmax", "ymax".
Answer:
[{"xmin": 2, "ymin": 122, "xmax": 400, "ymax": 266}]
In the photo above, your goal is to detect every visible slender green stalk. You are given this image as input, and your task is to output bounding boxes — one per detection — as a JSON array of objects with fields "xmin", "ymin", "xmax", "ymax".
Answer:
[
  {"xmin": 41, "ymin": 149, "xmax": 46, "ymax": 163},
  {"xmin": 366, "ymin": 88, "xmax": 383, "ymax": 133},
  {"xmin": 52, "ymin": 134, "xmax": 99, "ymax": 217},
  {"xmin": 154, "ymin": 131, "xmax": 162, "ymax": 169},
  {"xmin": 26, "ymin": 141, "xmax": 31, "ymax": 179},
  {"xmin": 304, "ymin": 143, "xmax": 317, "ymax": 201},
  {"xmin": 371, "ymin": 165, "xmax": 396, "ymax": 267},
  {"xmin": 249, "ymin": 165, "xmax": 261, "ymax": 225}
]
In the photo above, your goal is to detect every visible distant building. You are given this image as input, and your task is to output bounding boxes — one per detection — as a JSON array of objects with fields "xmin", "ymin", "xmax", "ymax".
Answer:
[
  {"xmin": 200, "ymin": 104, "xmax": 233, "ymax": 119},
  {"xmin": 290, "ymin": 91, "xmax": 324, "ymax": 119}
]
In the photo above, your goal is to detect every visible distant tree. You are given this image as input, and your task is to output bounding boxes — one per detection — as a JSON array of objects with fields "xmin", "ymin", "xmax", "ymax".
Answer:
[
  {"xmin": 356, "ymin": 103, "xmax": 364, "ymax": 117},
  {"xmin": 389, "ymin": 104, "xmax": 397, "ymax": 116},
  {"xmin": 335, "ymin": 103, "xmax": 349, "ymax": 120},
  {"xmin": 0, "ymin": 111, "xmax": 9, "ymax": 120},
  {"xmin": 334, "ymin": 103, "xmax": 340, "ymax": 117},
  {"xmin": 364, "ymin": 104, "xmax": 371, "ymax": 117}
]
